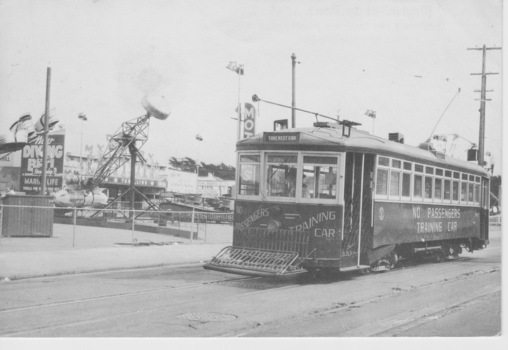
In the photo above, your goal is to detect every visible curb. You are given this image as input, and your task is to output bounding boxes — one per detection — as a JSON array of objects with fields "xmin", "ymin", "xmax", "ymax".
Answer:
[{"xmin": 0, "ymin": 260, "xmax": 209, "ymax": 281}]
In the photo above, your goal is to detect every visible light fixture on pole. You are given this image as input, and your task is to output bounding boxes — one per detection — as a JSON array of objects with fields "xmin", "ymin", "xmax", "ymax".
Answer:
[
  {"xmin": 78, "ymin": 113, "xmax": 87, "ymax": 184},
  {"xmin": 365, "ymin": 110, "xmax": 376, "ymax": 134},
  {"xmin": 226, "ymin": 61, "xmax": 244, "ymax": 141},
  {"xmin": 195, "ymin": 134, "xmax": 203, "ymax": 194}
]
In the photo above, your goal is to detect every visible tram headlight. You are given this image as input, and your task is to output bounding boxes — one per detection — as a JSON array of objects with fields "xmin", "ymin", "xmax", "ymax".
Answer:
[{"xmin": 267, "ymin": 220, "xmax": 281, "ymax": 230}]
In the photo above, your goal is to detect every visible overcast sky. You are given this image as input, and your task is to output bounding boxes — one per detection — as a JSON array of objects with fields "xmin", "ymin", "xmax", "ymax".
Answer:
[{"xmin": 0, "ymin": 0, "xmax": 503, "ymax": 174}]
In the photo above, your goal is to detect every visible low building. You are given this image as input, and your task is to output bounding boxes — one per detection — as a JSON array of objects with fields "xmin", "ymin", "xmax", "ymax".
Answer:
[
  {"xmin": 65, "ymin": 152, "xmax": 168, "ymax": 208},
  {"xmin": 197, "ymin": 173, "xmax": 234, "ymax": 198}
]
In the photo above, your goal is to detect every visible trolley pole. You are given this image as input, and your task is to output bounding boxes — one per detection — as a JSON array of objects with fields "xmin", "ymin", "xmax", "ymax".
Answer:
[
  {"xmin": 291, "ymin": 53, "xmax": 297, "ymax": 128},
  {"xmin": 41, "ymin": 67, "xmax": 51, "ymax": 195},
  {"xmin": 468, "ymin": 45, "xmax": 501, "ymax": 167}
]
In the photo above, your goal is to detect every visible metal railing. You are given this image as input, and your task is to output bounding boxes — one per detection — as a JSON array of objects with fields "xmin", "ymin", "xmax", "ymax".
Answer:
[
  {"xmin": 489, "ymin": 214, "xmax": 501, "ymax": 226},
  {"xmin": 0, "ymin": 204, "xmax": 233, "ymax": 247}
]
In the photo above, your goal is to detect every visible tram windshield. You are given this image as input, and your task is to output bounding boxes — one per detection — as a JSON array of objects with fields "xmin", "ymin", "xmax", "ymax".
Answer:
[
  {"xmin": 266, "ymin": 154, "xmax": 298, "ymax": 197},
  {"xmin": 238, "ymin": 152, "xmax": 339, "ymax": 202},
  {"xmin": 238, "ymin": 154, "xmax": 260, "ymax": 195}
]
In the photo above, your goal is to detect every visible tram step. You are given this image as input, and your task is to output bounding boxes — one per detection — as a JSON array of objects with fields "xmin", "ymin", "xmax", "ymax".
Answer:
[{"xmin": 203, "ymin": 246, "xmax": 306, "ymax": 277}]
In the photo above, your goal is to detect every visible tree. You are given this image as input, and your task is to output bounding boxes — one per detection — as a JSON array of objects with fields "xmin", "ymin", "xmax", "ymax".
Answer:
[
  {"xmin": 168, "ymin": 157, "xmax": 198, "ymax": 172},
  {"xmin": 168, "ymin": 156, "xmax": 235, "ymax": 179}
]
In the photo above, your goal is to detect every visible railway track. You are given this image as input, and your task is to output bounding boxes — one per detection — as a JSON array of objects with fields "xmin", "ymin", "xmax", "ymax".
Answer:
[
  {"xmin": 0, "ymin": 267, "xmax": 300, "ymax": 336},
  {"xmin": 0, "ymin": 255, "xmax": 500, "ymax": 337},
  {"xmin": 218, "ymin": 264, "xmax": 501, "ymax": 336}
]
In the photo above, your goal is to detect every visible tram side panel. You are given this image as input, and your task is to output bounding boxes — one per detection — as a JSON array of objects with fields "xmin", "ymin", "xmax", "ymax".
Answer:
[
  {"xmin": 372, "ymin": 201, "xmax": 482, "ymax": 247},
  {"xmin": 233, "ymin": 201, "xmax": 343, "ymax": 268}
]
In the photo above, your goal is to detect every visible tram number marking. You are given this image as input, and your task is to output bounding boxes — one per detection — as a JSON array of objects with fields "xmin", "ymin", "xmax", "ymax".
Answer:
[{"xmin": 379, "ymin": 207, "xmax": 384, "ymax": 221}]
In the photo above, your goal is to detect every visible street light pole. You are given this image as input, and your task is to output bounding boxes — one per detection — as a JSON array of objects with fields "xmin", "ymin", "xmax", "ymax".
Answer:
[
  {"xmin": 78, "ymin": 113, "xmax": 87, "ymax": 184},
  {"xmin": 195, "ymin": 134, "xmax": 203, "ymax": 194},
  {"xmin": 291, "ymin": 53, "xmax": 296, "ymax": 128},
  {"xmin": 226, "ymin": 61, "xmax": 244, "ymax": 140},
  {"xmin": 41, "ymin": 67, "xmax": 51, "ymax": 195}
]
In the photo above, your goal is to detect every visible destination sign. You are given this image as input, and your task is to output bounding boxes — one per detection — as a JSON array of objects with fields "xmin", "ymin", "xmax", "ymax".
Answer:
[{"xmin": 264, "ymin": 132, "xmax": 300, "ymax": 143}]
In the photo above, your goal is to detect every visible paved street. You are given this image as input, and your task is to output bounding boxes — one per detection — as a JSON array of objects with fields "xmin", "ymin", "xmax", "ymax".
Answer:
[{"xmin": 0, "ymin": 227, "xmax": 501, "ymax": 339}]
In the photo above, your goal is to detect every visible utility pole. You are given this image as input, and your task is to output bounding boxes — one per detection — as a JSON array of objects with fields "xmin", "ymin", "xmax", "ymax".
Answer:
[
  {"xmin": 468, "ymin": 45, "xmax": 501, "ymax": 167},
  {"xmin": 41, "ymin": 67, "xmax": 51, "ymax": 195},
  {"xmin": 291, "ymin": 53, "xmax": 297, "ymax": 128},
  {"xmin": 226, "ymin": 61, "xmax": 244, "ymax": 140}
]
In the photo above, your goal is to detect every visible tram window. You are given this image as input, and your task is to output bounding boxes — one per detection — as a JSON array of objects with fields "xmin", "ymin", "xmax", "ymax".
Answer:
[
  {"xmin": 444, "ymin": 180, "xmax": 451, "ymax": 201},
  {"xmin": 304, "ymin": 156, "xmax": 337, "ymax": 165},
  {"xmin": 436, "ymin": 168, "xmax": 443, "ymax": 176},
  {"xmin": 474, "ymin": 184, "xmax": 480, "ymax": 204},
  {"xmin": 378, "ymin": 156, "xmax": 389, "ymax": 167},
  {"xmin": 434, "ymin": 178, "xmax": 442, "ymax": 200},
  {"xmin": 238, "ymin": 154, "xmax": 260, "ymax": 196},
  {"xmin": 425, "ymin": 167, "xmax": 434, "ymax": 175},
  {"xmin": 377, "ymin": 157, "xmax": 390, "ymax": 166},
  {"xmin": 453, "ymin": 172, "xmax": 460, "ymax": 179},
  {"xmin": 468, "ymin": 183, "xmax": 474, "ymax": 202},
  {"xmin": 402, "ymin": 173, "xmax": 411, "ymax": 197},
  {"xmin": 302, "ymin": 156, "xmax": 338, "ymax": 199},
  {"xmin": 391, "ymin": 159, "xmax": 401, "ymax": 168},
  {"xmin": 240, "ymin": 154, "xmax": 260, "ymax": 162},
  {"xmin": 475, "ymin": 176, "xmax": 481, "ymax": 183},
  {"xmin": 403, "ymin": 162, "xmax": 412, "ymax": 171},
  {"xmin": 390, "ymin": 171, "xmax": 401, "ymax": 197},
  {"xmin": 376, "ymin": 169, "xmax": 389, "ymax": 196},
  {"xmin": 460, "ymin": 182, "xmax": 467, "ymax": 203},
  {"xmin": 445, "ymin": 170, "xmax": 452, "ymax": 178},
  {"xmin": 415, "ymin": 164, "xmax": 424, "ymax": 173},
  {"xmin": 462, "ymin": 173, "xmax": 468, "ymax": 181},
  {"xmin": 413, "ymin": 175, "xmax": 423, "ymax": 199},
  {"xmin": 469, "ymin": 175, "xmax": 475, "ymax": 182},
  {"xmin": 424, "ymin": 176, "xmax": 433, "ymax": 199},
  {"xmin": 452, "ymin": 181, "xmax": 459, "ymax": 201},
  {"xmin": 266, "ymin": 154, "xmax": 298, "ymax": 198},
  {"xmin": 483, "ymin": 180, "xmax": 489, "ymax": 209}
]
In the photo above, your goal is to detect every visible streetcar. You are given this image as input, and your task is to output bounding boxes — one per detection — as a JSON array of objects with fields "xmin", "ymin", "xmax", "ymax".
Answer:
[{"xmin": 204, "ymin": 118, "xmax": 490, "ymax": 277}]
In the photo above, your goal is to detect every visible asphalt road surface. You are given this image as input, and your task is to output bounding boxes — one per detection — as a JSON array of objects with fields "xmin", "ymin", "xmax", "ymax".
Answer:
[{"xmin": 0, "ymin": 229, "xmax": 501, "ymax": 337}]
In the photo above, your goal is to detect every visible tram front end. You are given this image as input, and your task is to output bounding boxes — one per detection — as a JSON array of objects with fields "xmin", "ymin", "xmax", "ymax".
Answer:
[
  {"xmin": 204, "ymin": 132, "xmax": 348, "ymax": 277},
  {"xmin": 204, "ymin": 200, "xmax": 343, "ymax": 277}
]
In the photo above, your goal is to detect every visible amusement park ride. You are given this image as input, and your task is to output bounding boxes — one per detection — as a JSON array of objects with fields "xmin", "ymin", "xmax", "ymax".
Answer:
[
  {"xmin": 53, "ymin": 95, "xmax": 170, "ymax": 214},
  {"xmin": 1, "ymin": 95, "xmax": 170, "ymax": 216}
]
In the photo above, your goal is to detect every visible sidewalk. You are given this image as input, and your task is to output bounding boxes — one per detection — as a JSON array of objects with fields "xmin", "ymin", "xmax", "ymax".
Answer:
[{"xmin": 0, "ymin": 223, "xmax": 231, "ymax": 280}]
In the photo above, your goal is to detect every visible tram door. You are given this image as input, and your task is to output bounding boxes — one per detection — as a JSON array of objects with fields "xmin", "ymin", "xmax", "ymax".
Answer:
[{"xmin": 342, "ymin": 153, "xmax": 374, "ymax": 268}]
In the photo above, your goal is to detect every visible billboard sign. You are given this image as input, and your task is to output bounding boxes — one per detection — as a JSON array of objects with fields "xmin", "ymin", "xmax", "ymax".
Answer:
[
  {"xmin": 243, "ymin": 103, "xmax": 256, "ymax": 138},
  {"xmin": 20, "ymin": 131, "xmax": 65, "ymax": 194}
]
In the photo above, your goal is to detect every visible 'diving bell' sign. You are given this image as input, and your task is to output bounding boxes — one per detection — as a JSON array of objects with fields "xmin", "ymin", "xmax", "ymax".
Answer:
[{"xmin": 20, "ymin": 131, "xmax": 65, "ymax": 194}]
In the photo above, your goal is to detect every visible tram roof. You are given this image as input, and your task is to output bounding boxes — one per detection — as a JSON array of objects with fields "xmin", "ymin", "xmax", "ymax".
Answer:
[{"xmin": 237, "ymin": 126, "xmax": 489, "ymax": 176}]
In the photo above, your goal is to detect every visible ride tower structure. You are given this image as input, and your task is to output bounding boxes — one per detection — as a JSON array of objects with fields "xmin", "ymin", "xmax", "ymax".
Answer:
[{"xmin": 79, "ymin": 95, "xmax": 170, "ymax": 217}]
